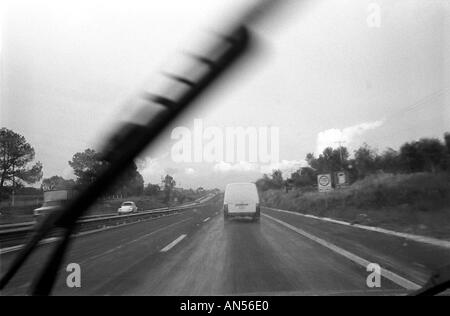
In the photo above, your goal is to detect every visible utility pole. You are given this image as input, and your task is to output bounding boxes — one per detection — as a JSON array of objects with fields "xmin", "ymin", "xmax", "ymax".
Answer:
[
  {"xmin": 333, "ymin": 140, "xmax": 349, "ymax": 189},
  {"xmin": 11, "ymin": 165, "xmax": 15, "ymax": 207},
  {"xmin": 334, "ymin": 140, "xmax": 347, "ymax": 171}
]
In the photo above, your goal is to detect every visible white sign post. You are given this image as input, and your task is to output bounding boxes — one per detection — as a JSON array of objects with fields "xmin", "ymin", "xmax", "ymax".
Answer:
[{"xmin": 318, "ymin": 174, "xmax": 333, "ymax": 193}]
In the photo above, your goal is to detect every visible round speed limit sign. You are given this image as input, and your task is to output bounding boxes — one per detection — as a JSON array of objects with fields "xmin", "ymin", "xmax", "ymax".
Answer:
[
  {"xmin": 318, "ymin": 174, "xmax": 332, "ymax": 192},
  {"xmin": 319, "ymin": 175, "xmax": 330, "ymax": 186}
]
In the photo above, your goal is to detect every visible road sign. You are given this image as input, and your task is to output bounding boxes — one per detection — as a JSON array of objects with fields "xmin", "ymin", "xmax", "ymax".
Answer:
[
  {"xmin": 317, "ymin": 174, "xmax": 333, "ymax": 193},
  {"xmin": 334, "ymin": 171, "xmax": 349, "ymax": 189},
  {"xmin": 336, "ymin": 171, "xmax": 346, "ymax": 185}
]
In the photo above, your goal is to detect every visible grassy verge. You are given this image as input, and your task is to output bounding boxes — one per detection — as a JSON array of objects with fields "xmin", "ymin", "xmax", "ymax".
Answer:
[{"xmin": 261, "ymin": 172, "xmax": 450, "ymax": 240}]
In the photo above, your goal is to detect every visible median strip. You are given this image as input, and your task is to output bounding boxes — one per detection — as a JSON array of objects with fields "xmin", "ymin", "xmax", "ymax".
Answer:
[
  {"xmin": 263, "ymin": 213, "xmax": 422, "ymax": 291},
  {"xmin": 0, "ymin": 195, "xmax": 217, "ymax": 253},
  {"xmin": 160, "ymin": 234, "xmax": 187, "ymax": 252},
  {"xmin": 0, "ymin": 214, "xmax": 187, "ymax": 255}
]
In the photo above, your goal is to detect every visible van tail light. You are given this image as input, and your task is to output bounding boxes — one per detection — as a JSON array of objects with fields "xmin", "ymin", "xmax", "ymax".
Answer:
[{"xmin": 256, "ymin": 203, "xmax": 260, "ymax": 215}]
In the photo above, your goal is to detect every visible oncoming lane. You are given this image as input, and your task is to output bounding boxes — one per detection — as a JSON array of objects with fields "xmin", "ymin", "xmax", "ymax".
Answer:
[{"xmin": 0, "ymin": 204, "xmax": 219, "ymax": 296}]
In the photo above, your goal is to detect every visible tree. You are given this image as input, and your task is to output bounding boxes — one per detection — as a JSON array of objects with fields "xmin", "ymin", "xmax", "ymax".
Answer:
[
  {"xmin": 255, "ymin": 174, "xmax": 274, "ymax": 192},
  {"xmin": 377, "ymin": 148, "xmax": 400, "ymax": 174},
  {"xmin": 41, "ymin": 176, "xmax": 76, "ymax": 191},
  {"xmin": 399, "ymin": 142, "xmax": 423, "ymax": 172},
  {"xmin": 111, "ymin": 162, "xmax": 144, "ymax": 196},
  {"xmin": 68, "ymin": 149, "xmax": 105, "ymax": 187},
  {"xmin": 416, "ymin": 138, "xmax": 446, "ymax": 173},
  {"xmin": 255, "ymin": 170, "xmax": 286, "ymax": 192},
  {"xmin": 305, "ymin": 153, "xmax": 315, "ymax": 166},
  {"xmin": 306, "ymin": 147, "xmax": 349, "ymax": 174},
  {"xmin": 162, "ymin": 174, "xmax": 176, "ymax": 203},
  {"xmin": 0, "ymin": 128, "xmax": 43, "ymax": 191},
  {"xmin": 444, "ymin": 133, "xmax": 450, "ymax": 153},
  {"xmin": 69, "ymin": 148, "xmax": 144, "ymax": 196},
  {"xmin": 354, "ymin": 143, "xmax": 378, "ymax": 179},
  {"xmin": 128, "ymin": 172, "xmax": 144, "ymax": 196},
  {"xmin": 256, "ymin": 132, "xmax": 450, "ymax": 193},
  {"xmin": 271, "ymin": 170, "xmax": 284, "ymax": 189},
  {"xmin": 289, "ymin": 167, "xmax": 316, "ymax": 188},
  {"xmin": 144, "ymin": 183, "xmax": 161, "ymax": 196},
  {"xmin": 399, "ymin": 139, "xmax": 446, "ymax": 173},
  {"xmin": 444, "ymin": 133, "xmax": 450, "ymax": 170}
]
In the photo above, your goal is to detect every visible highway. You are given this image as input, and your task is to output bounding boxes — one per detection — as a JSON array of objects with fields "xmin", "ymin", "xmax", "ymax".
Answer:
[{"xmin": 1, "ymin": 197, "xmax": 450, "ymax": 296}]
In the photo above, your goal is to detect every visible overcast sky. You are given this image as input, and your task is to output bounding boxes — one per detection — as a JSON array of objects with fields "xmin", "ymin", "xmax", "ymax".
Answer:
[{"xmin": 1, "ymin": 0, "xmax": 449, "ymax": 189}]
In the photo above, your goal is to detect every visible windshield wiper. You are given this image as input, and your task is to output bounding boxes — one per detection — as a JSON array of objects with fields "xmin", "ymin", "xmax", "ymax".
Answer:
[
  {"xmin": 410, "ymin": 265, "xmax": 450, "ymax": 296},
  {"xmin": 0, "ymin": 0, "xmax": 292, "ymax": 295},
  {"xmin": 0, "ymin": 24, "xmax": 251, "ymax": 296}
]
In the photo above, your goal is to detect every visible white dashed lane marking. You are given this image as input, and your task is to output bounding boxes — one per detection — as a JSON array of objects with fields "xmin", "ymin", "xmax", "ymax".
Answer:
[{"xmin": 160, "ymin": 234, "xmax": 187, "ymax": 252}]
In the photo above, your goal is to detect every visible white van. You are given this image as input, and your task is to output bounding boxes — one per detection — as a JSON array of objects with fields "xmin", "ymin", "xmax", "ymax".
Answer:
[{"xmin": 223, "ymin": 183, "xmax": 260, "ymax": 221}]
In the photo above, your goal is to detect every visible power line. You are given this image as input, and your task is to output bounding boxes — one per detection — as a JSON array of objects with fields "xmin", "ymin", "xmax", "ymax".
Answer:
[
  {"xmin": 383, "ymin": 87, "xmax": 449, "ymax": 124},
  {"xmin": 365, "ymin": 88, "xmax": 449, "ymax": 145}
]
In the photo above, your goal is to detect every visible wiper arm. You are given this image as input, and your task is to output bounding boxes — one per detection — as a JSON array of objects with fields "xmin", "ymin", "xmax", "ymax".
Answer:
[
  {"xmin": 0, "ymin": 25, "xmax": 251, "ymax": 296},
  {"xmin": 410, "ymin": 265, "xmax": 450, "ymax": 296}
]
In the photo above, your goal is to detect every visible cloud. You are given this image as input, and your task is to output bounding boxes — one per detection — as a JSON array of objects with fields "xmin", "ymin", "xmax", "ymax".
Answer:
[
  {"xmin": 259, "ymin": 160, "xmax": 308, "ymax": 175},
  {"xmin": 61, "ymin": 166, "xmax": 75, "ymax": 180},
  {"xmin": 316, "ymin": 120, "xmax": 384, "ymax": 155},
  {"xmin": 185, "ymin": 168, "xmax": 196, "ymax": 175},
  {"xmin": 139, "ymin": 157, "xmax": 165, "ymax": 184},
  {"xmin": 164, "ymin": 167, "xmax": 180, "ymax": 175},
  {"xmin": 213, "ymin": 161, "xmax": 259, "ymax": 173},
  {"xmin": 212, "ymin": 160, "xmax": 308, "ymax": 177}
]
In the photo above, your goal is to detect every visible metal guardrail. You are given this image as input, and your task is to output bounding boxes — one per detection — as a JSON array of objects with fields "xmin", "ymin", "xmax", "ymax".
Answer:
[{"xmin": 0, "ymin": 193, "xmax": 217, "ymax": 247}]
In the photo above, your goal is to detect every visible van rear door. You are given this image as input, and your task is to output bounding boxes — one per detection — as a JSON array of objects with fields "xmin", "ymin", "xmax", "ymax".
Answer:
[{"xmin": 225, "ymin": 183, "xmax": 259, "ymax": 214}]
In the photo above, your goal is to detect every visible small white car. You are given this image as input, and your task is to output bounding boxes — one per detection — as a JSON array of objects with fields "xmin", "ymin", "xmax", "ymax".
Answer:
[
  {"xmin": 118, "ymin": 201, "xmax": 138, "ymax": 214},
  {"xmin": 223, "ymin": 183, "xmax": 260, "ymax": 222}
]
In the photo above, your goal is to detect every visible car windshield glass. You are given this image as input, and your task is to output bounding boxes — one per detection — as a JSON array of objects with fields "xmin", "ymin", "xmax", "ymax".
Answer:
[
  {"xmin": 1, "ymin": 0, "xmax": 450, "ymax": 298},
  {"xmin": 42, "ymin": 201, "xmax": 63, "ymax": 208}
]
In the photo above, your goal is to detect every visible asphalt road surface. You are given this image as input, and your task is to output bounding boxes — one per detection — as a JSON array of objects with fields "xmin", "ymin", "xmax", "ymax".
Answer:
[{"xmin": 1, "ymin": 200, "xmax": 450, "ymax": 296}]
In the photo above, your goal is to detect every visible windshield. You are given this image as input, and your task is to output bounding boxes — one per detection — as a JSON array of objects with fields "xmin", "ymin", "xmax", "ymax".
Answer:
[
  {"xmin": 1, "ymin": 0, "xmax": 450, "ymax": 300},
  {"xmin": 41, "ymin": 201, "xmax": 63, "ymax": 208}
]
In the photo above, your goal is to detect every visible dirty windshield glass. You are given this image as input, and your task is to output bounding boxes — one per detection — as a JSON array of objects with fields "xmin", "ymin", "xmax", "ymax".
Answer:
[{"xmin": 1, "ymin": 0, "xmax": 450, "ymax": 301}]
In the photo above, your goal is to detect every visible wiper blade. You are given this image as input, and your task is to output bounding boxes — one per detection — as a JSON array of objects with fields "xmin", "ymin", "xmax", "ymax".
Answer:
[
  {"xmin": 410, "ymin": 265, "xmax": 450, "ymax": 296},
  {"xmin": 0, "ymin": 25, "xmax": 251, "ymax": 296}
]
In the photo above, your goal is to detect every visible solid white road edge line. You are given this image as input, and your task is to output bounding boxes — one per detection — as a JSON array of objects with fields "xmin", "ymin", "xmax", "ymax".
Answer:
[
  {"xmin": 263, "ymin": 213, "xmax": 421, "ymax": 290},
  {"xmin": 264, "ymin": 207, "xmax": 450, "ymax": 249},
  {"xmin": 160, "ymin": 234, "xmax": 187, "ymax": 253}
]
